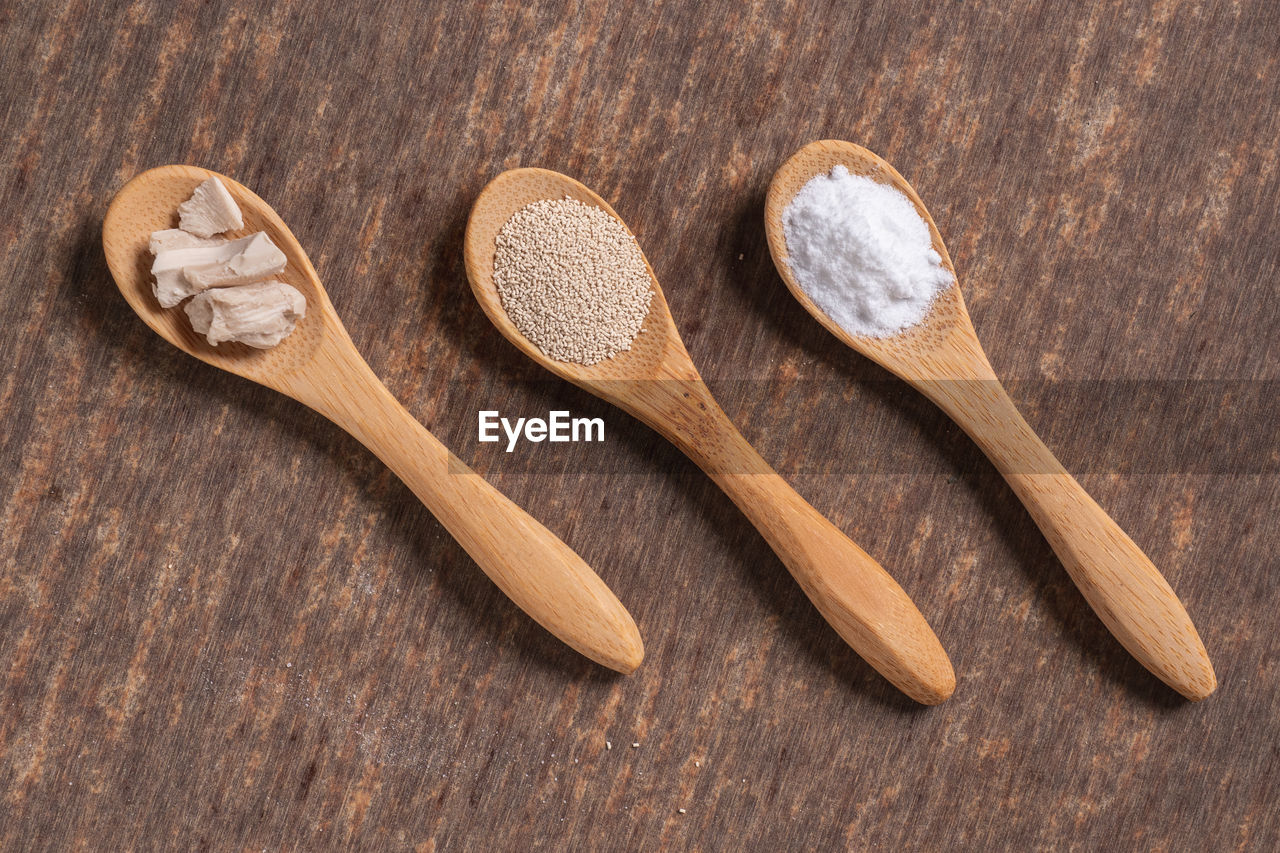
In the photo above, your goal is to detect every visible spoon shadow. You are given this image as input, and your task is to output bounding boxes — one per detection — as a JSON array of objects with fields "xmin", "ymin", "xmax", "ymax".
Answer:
[
  {"xmin": 72, "ymin": 211, "xmax": 616, "ymax": 685},
  {"xmin": 724, "ymin": 189, "xmax": 1186, "ymax": 711}
]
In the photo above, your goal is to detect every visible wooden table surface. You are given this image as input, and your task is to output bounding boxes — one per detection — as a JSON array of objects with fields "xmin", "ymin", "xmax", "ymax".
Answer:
[{"xmin": 3, "ymin": 0, "xmax": 1277, "ymax": 848}]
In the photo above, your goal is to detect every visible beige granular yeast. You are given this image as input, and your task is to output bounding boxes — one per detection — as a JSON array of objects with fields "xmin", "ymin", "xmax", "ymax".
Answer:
[{"xmin": 493, "ymin": 197, "xmax": 653, "ymax": 365}]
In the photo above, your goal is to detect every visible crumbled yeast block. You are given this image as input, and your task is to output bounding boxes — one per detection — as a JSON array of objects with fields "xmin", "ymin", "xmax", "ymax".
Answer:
[
  {"xmin": 149, "ymin": 228, "xmax": 226, "ymax": 254},
  {"xmin": 178, "ymin": 177, "xmax": 244, "ymax": 237},
  {"xmin": 183, "ymin": 232, "xmax": 287, "ymax": 290},
  {"xmin": 149, "ymin": 177, "xmax": 303, "ymax": 349},
  {"xmin": 184, "ymin": 280, "xmax": 307, "ymax": 348},
  {"xmin": 150, "ymin": 232, "xmax": 287, "ymax": 307},
  {"xmin": 151, "ymin": 236, "xmax": 253, "ymax": 308}
]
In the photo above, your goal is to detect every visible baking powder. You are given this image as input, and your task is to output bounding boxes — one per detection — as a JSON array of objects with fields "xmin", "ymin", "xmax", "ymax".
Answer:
[{"xmin": 782, "ymin": 166, "xmax": 953, "ymax": 337}]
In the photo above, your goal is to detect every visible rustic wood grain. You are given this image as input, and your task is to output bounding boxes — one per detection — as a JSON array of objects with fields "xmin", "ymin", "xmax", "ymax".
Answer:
[{"xmin": 1, "ymin": 0, "xmax": 1277, "ymax": 849}]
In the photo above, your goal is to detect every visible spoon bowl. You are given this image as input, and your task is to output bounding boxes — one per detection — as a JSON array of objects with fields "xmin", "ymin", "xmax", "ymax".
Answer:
[
  {"xmin": 465, "ymin": 168, "xmax": 697, "ymax": 386},
  {"xmin": 103, "ymin": 165, "xmax": 644, "ymax": 674},
  {"xmin": 466, "ymin": 167, "xmax": 955, "ymax": 704},
  {"xmin": 765, "ymin": 141, "xmax": 986, "ymax": 380},
  {"xmin": 103, "ymin": 164, "xmax": 332, "ymax": 391},
  {"xmin": 765, "ymin": 140, "xmax": 1215, "ymax": 700}
]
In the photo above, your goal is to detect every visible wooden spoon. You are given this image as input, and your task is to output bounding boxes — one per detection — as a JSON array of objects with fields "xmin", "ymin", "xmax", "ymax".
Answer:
[
  {"xmin": 101, "ymin": 165, "xmax": 643, "ymax": 674},
  {"xmin": 464, "ymin": 167, "xmax": 955, "ymax": 705},
  {"xmin": 765, "ymin": 140, "xmax": 1216, "ymax": 700}
]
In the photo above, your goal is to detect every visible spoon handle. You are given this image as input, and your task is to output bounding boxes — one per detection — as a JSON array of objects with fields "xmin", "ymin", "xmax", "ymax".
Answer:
[
  {"xmin": 290, "ymin": 349, "xmax": 643, "ymax": 674},
  {"xmin": 622, "ymin": 378, "xmax": 954, "ymax": 704},
  {"xmin": 921, "ymin": 376, "xmax": 1215, "ymax": 699},
  {"xmin": 718, "ymin": 464, "xmax": 956, "ymax": 704}
]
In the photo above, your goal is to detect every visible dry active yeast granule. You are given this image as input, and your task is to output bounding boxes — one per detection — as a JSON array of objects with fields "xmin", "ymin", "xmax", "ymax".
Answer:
[
  {"xmin": 782, "ymin": 166, "xmax": 953, "ymax": 337},
  {"xmin": 493, "ymin": 197, "xmax": 653, "ymax": 365}
]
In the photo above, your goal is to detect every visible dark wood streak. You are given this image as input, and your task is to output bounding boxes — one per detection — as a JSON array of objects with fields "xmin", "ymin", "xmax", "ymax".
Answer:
[{"xmin": 1, "ymin": 0, "xmax": 1277, "ymax": 848}]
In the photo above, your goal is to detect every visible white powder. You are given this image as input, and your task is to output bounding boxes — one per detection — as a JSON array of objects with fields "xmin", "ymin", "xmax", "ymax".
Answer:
[{"xmin": 782, "ymin": 165, "xmax": 953, "ymax": 337}]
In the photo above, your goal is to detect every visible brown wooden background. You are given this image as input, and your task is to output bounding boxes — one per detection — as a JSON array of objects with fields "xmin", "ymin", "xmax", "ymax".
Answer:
[{"xmin": 3, "ymin": 0, "xmax": 1278, "ymax": 849}]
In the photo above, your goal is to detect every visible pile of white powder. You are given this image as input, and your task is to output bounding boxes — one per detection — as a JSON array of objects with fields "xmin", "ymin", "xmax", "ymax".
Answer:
[{"xmin": 782, "ymin": 165, "xmax": 953, "ymax": 337}]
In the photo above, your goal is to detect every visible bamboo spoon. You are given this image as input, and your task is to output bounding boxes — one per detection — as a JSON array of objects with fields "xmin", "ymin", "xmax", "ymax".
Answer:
[
  {"xmin": 764, "ymin": 140, "xmax": 1216, "ymax": 700},
  {"xmin": 464, "ymin": 167, "xmax": 955, "ymax": 705},
  {"xmin": 102, "ymin": 165, "xmax": 642, "ymax": 674}
]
